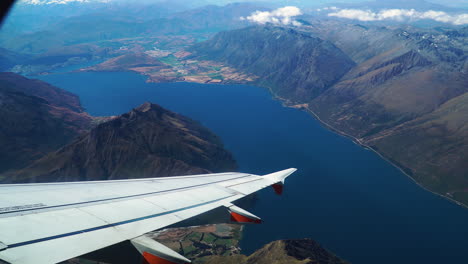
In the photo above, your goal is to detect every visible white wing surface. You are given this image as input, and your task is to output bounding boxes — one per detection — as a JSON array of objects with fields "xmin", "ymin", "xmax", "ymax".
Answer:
[{"xmin": 0, "ymin": 168, "xmax": 296, "ymax": 264}]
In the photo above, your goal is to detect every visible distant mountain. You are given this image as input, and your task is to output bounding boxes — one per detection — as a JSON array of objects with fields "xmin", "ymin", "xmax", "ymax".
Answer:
[
  {"xmin": 0, "ymin": 73, "xmax": 93, "ymax": 175},
  {"xmin": 1, "ymin": 15, "xmax": 146, "ymax": 54},
  {"xmin": 0, "ymin": 3, "xmax": 262, "ymax": 54},
  {"xmin": 2, "ymin": 1, "xmax": 185, "ymax": 37},
  {"xmin": 5, "ymin": 102, "xmax": 237, "ymax": 183},
  {"xmin": 190, "ymin": 26, "xmax": 355, "ymax": 101},
  {"xmin": 0, "ymin": 48, "xmax": 27, "ymax": 71},
  {"xmin": 26, "ymin": 44, "xmax": 111, "ymax": 66},
  {"xmin": 190, "ymin": 24, "xmax": 468, "ymax": 206},
  {"xmin": 200, "ymin": 239, "xmax": 349, "ymax": 264},
  {"xmin": 166, "ymin": 3, "xmax": 265, "ymax": 32},
  {"xmin": 6, "ymin": 44, "xmax": 113, "ymax": 76}
]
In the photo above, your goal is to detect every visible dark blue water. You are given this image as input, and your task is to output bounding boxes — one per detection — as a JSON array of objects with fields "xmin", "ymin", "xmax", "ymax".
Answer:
[{"xmin": 38, "ymin": 72, "xmax": 468, "ymax": 264}]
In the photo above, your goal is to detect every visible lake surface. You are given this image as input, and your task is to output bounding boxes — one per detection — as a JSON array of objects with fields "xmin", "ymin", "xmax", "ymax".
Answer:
[{"xmin": 38, "ymin": 72, "xmax": 468, "ymax": 264}]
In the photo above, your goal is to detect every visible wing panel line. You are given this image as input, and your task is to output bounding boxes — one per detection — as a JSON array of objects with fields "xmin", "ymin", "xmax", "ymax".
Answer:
[
  {"xmin": 0, "ymin": 173, "xmax": 246, "ymax": 188},
  {"xmin": 6, "ymin": 194, "xmax": 236, "ymax": 250},
  {"xmin": 225, "ymin": 178, "xmax": 264, "ymax": 188}
]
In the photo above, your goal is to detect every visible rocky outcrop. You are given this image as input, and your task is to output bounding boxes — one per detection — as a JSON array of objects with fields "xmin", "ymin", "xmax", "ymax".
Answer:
[{"xmin": 199, "ymin": 239, "xmax": 349, "ymax": 264}]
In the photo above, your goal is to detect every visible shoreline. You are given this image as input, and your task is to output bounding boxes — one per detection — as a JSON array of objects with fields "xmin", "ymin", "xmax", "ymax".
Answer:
[{"xmin": 263, "ymin": 86, "xmax": 468, "ymax": 210}]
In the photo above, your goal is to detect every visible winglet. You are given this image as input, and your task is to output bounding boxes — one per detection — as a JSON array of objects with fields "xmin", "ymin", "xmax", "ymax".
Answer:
[
  {"xmin": 263, "ymin": 168, "xmax": 296, "ymax": 195},
  {"xmin": 131, "ymin": 235, "xmax": 191, "ymax": 264},
  {"xmin": 263, "ymin": 168, "xmax": 297, "ymax": 185}
]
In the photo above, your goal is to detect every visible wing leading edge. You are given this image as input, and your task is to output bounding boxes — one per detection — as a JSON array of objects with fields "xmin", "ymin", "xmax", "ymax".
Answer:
[{"xmin": 0, "ymin": 168, "xmax": 296, "ymax": 264}]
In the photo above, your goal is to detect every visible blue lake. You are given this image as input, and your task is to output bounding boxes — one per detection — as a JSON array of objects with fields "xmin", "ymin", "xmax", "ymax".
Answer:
[{"xmin": 38, "ymin": 72, "xmax": 468, "ymax": 264}]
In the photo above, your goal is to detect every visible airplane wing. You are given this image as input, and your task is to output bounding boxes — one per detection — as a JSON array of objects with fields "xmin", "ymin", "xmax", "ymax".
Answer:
[{"xmin": 0, "ymin": 168, "xmax": 296, "ymax": 264}]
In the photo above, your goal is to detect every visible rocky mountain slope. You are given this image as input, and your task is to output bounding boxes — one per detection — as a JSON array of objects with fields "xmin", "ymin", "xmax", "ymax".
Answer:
[
  {"xmin": 200, "ymin": 239, "xmax": 348, "ymax": 264},
  {"xmin": 190, "ymin": 24, "xmax": 468, "ymax": 205},
  {"xmin": 0, "ymin": 72, "xmax": 92, "ymax": 175},
  {"xmin": 306, "ymin": 22, "xmax": 468, "ymax": 203},
  {"xmin": 0, "ymin": 72, "xmax": 87, "ymax": 112},
  {"xmin": 5, "ymin": 102, "xmax": 236, "ymax": 183},
  {"xmin": 190, "ymin": 26, "xmax": 355, "ymax": 101}
]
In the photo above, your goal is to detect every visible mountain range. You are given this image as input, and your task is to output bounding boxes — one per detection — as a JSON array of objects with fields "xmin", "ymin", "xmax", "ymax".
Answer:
[
  {"xmin": 0, "ymin": 3, "xmax": 263, "ymax": 54},
  {"xmin": 2, "ymin": 1, "xmax": 466, "ymax": 76}
]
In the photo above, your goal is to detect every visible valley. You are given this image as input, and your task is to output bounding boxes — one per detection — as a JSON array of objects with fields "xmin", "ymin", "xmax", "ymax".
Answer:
[{"xmin": 188, "ymin": 23, "xmax": 468, "ymax": 206}]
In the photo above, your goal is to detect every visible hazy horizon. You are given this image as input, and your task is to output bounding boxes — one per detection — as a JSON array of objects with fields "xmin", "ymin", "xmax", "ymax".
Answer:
[{"xmin": 16, "ymin": 0, "xmax": 468, "ymax": 9}]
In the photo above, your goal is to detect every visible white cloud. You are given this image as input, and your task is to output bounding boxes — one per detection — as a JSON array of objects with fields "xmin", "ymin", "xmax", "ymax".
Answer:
[
  {"xmin": 328, "ymin": 8, "xmax": 468, "ymax": 25},
  {"xmin": 241, "ymin": 6, "xmax": 302, "ymax": 26}
]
